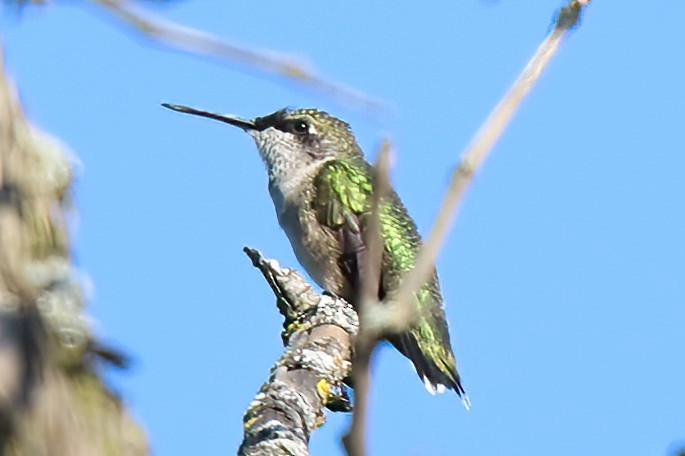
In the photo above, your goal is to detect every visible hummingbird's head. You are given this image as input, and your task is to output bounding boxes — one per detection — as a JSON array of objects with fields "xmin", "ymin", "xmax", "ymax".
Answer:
[{"xmin": 162, "ymin": 104, "xmax": 362, "ymax": 182}]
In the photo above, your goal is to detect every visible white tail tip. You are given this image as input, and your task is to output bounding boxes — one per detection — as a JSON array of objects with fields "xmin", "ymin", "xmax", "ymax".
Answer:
[
  {"xmin": 461, "ymin": 394, "xmax": 472, "ymax": 411},
  {"xmin": 422, "ymin": 377, "xmax": 449, "ymax": 396},
  {"xmin": 423, "ymin": 376, "xmax": 437, "ymax": 395}
]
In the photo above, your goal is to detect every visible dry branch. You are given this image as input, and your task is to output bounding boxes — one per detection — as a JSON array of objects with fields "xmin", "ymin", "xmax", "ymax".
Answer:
[
  {"xmin": 342, "ymin": 1, "xmax": 590, "ymax": 454},
  {"xmin": 0, "ymin": 50, "xmax": 147, "ymax": 455},
  {"xmin": 341, "ymin": 141, "xmax": 392, "ymax": 456},
  {"xmin": 90, "ymin": 0, "xmax": 383, "ymax": 112},
  {"xmin": 393, "ymin": 0, "xmax": 591, "ymax": 331},
  {"xmin": 239, "ymin": 247, "xmax": 358, "ymax": 456}
]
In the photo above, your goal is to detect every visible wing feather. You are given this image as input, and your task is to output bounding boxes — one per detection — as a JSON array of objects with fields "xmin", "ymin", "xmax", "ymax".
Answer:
[{"xmin": 313, "ymin": 160, "xmax": 466, "ymax": 397}]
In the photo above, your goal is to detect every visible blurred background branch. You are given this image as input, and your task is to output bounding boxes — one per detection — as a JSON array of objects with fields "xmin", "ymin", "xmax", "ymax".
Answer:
[
  {"xmin": 0, "ymin": 49, "xmax": 147, "ymax": 455},
  {"xmin": 93, "ymin": 0, "xmax": 383, "ymax": 111},
  {"xmin": 6, "ymin": 0, "xmax": 383, "ymax": 111}
]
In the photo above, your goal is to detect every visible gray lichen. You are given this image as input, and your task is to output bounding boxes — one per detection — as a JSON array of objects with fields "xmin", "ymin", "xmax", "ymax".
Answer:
[{"xmin": 239, "ymin": 248, "xmax": 358, "ymax": 456}]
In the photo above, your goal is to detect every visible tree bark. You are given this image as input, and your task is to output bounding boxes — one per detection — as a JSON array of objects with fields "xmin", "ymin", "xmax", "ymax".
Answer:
[{"xmin": 238, "ymin": 247, "xmax": 358, "ymax": 456}]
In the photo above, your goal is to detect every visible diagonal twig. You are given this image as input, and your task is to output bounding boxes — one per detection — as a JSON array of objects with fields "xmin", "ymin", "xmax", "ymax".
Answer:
[
  {"xmin": 342, "ymin": 2, "xmax": 591, "ymax": 445},
  {"xmin": 90, "ymin": 0, "xmax": 384, "ymax": 112},
  {"xmin": 391, "ymin": 0, "xmax": 591, "ymax": 328}
]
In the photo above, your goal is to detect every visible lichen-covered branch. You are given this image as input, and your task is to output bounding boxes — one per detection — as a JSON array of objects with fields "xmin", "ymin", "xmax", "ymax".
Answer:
[
  {"xmin": 0, "ymin": 50, "xmax": 147, "ymax": 455},
  {"xmin": 239, "ymin": 247, "xmax": 358, "ymax": 456}
]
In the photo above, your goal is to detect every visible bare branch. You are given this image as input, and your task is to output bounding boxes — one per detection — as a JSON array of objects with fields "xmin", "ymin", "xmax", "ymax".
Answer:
[
  {"xmin": 392, "ymin": 0, "xmax": 591, "ymax": 324},
  {"xmin": 239, "ymin": 247, "xmax": 358, "ymax": 456},
  {"xmin": 90, "ymin": 0, "xmax": 383, "ymax": 112},
  {"xmin": 342, "ymin": 140, "xmax": 392, "ymax": 456},
  {"xmin": 360, "ymin": 141, "xmax": 393, "ymax": 332}
]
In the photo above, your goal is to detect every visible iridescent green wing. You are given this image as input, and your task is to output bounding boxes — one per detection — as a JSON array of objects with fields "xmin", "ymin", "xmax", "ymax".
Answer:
[
  {"xmin": 314, "ymin": 159, "xmax": 464, "ymax": 396},
  {"xmin": 313, "ymin": 159, "xmax": 373, "ymax": 288},
  {"xmin": 378, "ymin": 196, "xmax": 464, "ymax": 395},
  {"xmin": 314, "ymin": 159, "xmax": 373, "ymax": 228}
]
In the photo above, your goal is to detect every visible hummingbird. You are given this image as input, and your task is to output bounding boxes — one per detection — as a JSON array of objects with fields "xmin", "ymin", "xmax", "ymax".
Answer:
[{"xmin": 162, "ymin": 103, "xmax": 467, "ymax": 402}]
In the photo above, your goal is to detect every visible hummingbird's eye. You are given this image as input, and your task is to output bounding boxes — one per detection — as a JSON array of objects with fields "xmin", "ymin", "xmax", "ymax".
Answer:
[{"xmin": 290, "ymin": 120, "xmax": 309, "ymax": 135}]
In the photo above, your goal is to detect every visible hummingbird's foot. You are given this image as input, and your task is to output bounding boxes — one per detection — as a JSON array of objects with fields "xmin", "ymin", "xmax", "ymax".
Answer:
[
  {"xmin": 324, "ymin": 382, "xmax": 353, "ymax": 413},
  {"xmin": 322, "ymin": 290, "xmax": 340, "ymax": 299}
]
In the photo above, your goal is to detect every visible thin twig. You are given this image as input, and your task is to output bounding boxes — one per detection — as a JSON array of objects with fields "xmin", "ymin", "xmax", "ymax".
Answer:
[
  {"xmin": 90, "ymin": 0, "xmax": 384, "ymax": 112},
  {"xmin": 342, "ymin": 140, "xmax": 392, "ymax": 456},
  {"xmin": 360, "ymin": 141, "xmax": 393, "ymax": 332},
  {"xmin": 391, "ymin": 0, "xmax": 591, "ymax": 324}
]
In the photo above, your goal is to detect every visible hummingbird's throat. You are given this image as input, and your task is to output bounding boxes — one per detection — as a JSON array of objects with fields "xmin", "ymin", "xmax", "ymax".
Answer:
[{"xmin": 251, "ymin": 128, "xmax": 316, "ymax": 182}]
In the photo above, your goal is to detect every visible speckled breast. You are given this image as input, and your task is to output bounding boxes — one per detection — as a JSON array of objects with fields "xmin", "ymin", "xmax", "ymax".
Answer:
[{"xmin": 268, "ymin": 181, "xmax": 351, "ymax": 300}]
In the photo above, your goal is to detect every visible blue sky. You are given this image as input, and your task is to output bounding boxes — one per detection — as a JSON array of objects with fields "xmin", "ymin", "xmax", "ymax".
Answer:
[{"xmin": 2, "ymin": 1, "xmax": 684, "ymax": 455}]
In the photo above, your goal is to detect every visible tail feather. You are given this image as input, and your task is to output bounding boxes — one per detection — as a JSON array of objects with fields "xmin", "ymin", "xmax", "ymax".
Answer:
[{"xmin": 388, "ymin": 332, "xmax": 467, "ymax": 401}]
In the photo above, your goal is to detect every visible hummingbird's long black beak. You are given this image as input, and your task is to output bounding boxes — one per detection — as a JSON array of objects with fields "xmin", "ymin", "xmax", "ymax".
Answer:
[{"xmin": 161, "ymin": 103, "xmax": 255, "ymax": 131}]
